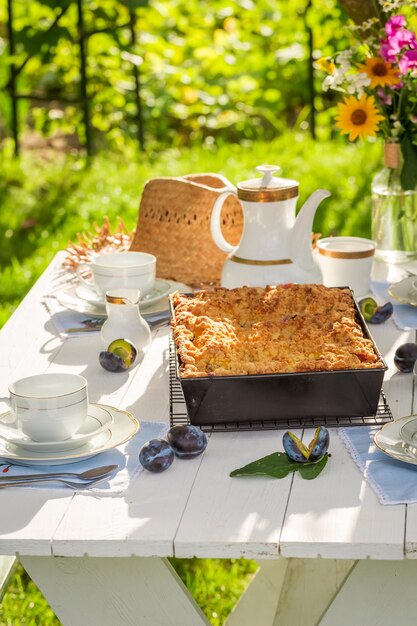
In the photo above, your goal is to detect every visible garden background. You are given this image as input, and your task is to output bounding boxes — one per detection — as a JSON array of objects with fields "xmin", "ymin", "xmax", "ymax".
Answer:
[{"xmin": 0, "ymin": 0, "xmax": 382, "ymax": 624}]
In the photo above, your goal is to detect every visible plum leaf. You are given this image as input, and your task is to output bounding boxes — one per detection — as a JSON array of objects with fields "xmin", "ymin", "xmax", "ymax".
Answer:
[
  {"xmin": 230, "ymin": 451, "xmax": 329, "ymax": 480},
  {"xmin": 297, "ymin": 454, "xmax": 329, "ymax": 479}
]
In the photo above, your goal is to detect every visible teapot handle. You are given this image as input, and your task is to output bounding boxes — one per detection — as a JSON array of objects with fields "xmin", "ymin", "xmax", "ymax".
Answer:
[{"xmin": 210, "ymin": 190, "xmax": 239, "ymax": 254}]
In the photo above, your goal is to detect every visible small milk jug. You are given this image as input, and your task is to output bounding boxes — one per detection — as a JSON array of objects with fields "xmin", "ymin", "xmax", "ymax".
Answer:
[{"xmin": 100, "ymin": 289, "xmax": 151, "ymax": 353}]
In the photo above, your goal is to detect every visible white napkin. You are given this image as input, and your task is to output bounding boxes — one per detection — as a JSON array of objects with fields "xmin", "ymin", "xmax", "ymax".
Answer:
[
  {"xmin": 0, "ymin": 421, "xmax": 168, "ymax": 494},
  {"xmin": 43, "ymin": 296, "xmax": 104, "ymax": 338}
]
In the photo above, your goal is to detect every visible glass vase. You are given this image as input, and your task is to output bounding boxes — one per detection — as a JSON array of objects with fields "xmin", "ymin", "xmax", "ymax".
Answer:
[{"xmin": 372, "ymin": 142, "xmax": 417, "ymax": 264}]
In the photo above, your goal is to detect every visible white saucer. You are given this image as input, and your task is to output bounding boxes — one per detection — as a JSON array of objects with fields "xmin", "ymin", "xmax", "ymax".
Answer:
[
  {"xmin": 76, "ymin": 279, "xmax": 173, "ymax": 310},
  {"xmin": 399, "ymin": 415, "xmax": 417, "ymax": 448},
  {"xmin": 374, "ymin": 415, "xmax": 417, "ymax": 467},
  {"xmin": 0, "ymin": 404, "xmax": 114, "ymax": 452},
  {"xmin": 75, "ymin": 285, "xmax": 106, "ymax": 309},
  {"xmin": 0, "ymin": 405, "xmax": 139, "ymax": 466},
  {"xmin": 57, "ymin": 287, "xmax": 107, "ymax": 318},
  {"xmin": 388, "ymin": 277, "xmax": 417, "ymax": 307},
  {"xmin": 58, "ymin": 280, "xmax": 190, "ymax": 318}
]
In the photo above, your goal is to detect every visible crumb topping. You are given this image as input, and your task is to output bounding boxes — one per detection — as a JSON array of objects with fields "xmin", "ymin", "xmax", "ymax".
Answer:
[{"xmin": 170, "ymin": 284, "xmax": 384, "ymax": 378}]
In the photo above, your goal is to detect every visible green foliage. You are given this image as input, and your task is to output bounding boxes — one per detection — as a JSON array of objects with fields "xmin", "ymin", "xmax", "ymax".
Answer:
[
  {"xmin": 0, "ymin": 564, "xmax": 60, "ymax": 626},
  {"xmin": 0, "ymin": 0, "xmax": 351, "ymax": 149},
  {"xmin": 0, "ymin": 134, "xmax": 382, "ymax": 326}
]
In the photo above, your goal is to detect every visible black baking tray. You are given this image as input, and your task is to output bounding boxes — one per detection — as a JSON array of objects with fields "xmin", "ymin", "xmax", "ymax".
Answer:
[{"xmin": 169, "ymin": 289, "xmax": 387, "ymax": 427}]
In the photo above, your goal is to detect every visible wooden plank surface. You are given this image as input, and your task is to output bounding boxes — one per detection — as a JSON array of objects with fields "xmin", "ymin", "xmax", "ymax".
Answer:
[
  {"xmin": 279, "ymin": 431, "xmax": 405, "ymax": 559},
  {"xmin": 280, "ymin": 320, "xmax": 412, "ymax": 560},
  {"xmin": 174, "ymin": 429, "xmax": 299, "ymax": 559},
  {"xmin": 0, "ymin": 492, "xmax": 73, "ymax": 556},
  {"xmin": 0, "ymin": 254, "xmax": 415, "ymax": 566},
  {"xmin": 0, "ymin": 255, "xmax": 75, "ymax": 556},
  {"xmin": 50, "ymin": 328, "xmax": 203, "ymax": 558}
]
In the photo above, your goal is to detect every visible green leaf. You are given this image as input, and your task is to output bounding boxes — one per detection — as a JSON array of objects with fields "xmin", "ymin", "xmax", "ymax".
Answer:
[
  {"xmin": 230, "ymin": 452, "xmax": 329, "ymax": 480},
  {"xmin": 230, "ymin": 452, "xmax": 299, "ymax": 479},
  {"xmin": 297, "ymin": 454, "xmax": 329, "ymax": 479},
  {"xmin": 400, "ymin": 137, "xmax": 417, "ymax": 191}
]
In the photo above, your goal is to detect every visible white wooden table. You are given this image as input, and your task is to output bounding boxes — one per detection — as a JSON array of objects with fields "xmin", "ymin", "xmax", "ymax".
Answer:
[{"xmin": 1, "ymin": 255, "xmax": 417, "ymax": 626}]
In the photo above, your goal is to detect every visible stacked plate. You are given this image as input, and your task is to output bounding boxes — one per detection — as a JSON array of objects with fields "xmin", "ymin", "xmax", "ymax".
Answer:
[
  {"xmin": 0, "ymin": 404, "xmax": 139, "ymax": 466},
  {"xmin": 58, "ymin": 278, "xmax": 186, "ymax": 319},
  {"xmin": 375, "ymin": 415, "xmax": 417, "ymax": 466}
]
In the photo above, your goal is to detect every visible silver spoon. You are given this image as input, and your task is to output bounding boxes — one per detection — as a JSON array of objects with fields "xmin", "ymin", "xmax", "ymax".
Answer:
[
  {"xmin": 0, "ymin": 474, "xmax": 112, "ymax": 489},
  {"xmin": 0, "ymin": 464, "xmax": 118, "ymax": 484}
]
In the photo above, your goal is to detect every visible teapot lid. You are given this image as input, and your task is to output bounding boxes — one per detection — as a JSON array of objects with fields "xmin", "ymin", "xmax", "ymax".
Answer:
[{"xmin": 237, "ymin": 165, "xmax": 298, "ymax": 202}]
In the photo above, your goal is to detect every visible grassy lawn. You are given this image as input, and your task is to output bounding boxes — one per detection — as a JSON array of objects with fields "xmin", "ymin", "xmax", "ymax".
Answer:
[
  {"xmin": 1, "ymin": 565, "xmax": 60, "ymax": 626},
  {"xmin": 0, "ymin": 134, "xmax": 381, "ymax": 624}
]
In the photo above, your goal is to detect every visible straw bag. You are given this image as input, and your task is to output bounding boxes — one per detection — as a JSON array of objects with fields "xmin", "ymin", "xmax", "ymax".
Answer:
[{"xmin": 129, "ymin": 174, "xmax": 243, "ymax": 286}]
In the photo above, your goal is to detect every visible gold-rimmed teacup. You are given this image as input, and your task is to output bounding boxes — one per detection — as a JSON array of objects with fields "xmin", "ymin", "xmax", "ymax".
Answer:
[
  {"xmin": 316, "ymin": 236, "xmax": 376, "ymax": 297},
  {"xmin": 76, "ymin": 251, "xmax": 156, "ymax": 298},
  {"xmin": 9, "ymin": 373, "xmax": 88, "ymax": 442}
]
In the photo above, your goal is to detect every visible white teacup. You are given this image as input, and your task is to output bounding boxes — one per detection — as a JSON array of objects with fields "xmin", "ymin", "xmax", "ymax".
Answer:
[
  {"xmin": 8, "ymin": 373, "xmax": 88, "ymax": 442},
  {"xmin": 77, "ymin": 251, "xmax": 156, "ymax": 298},
  {"xmin": 316, "ymin": 236, "xmax": 376, "ymax": 297}
]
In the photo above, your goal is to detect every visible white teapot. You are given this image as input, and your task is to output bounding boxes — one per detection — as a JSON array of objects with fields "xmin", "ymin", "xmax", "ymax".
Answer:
[{"xmin": 210, "ymin": 164, "xmax": 330, "ymax": 288}]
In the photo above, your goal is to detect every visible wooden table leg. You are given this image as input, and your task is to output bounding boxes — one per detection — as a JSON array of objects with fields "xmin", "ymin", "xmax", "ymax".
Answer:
[
  {"xmin": 227, "ymin": 558, "xmax": 355, "ymax": 626},
  {"xmin": 272, "ymin": 558, "xmax": 355, "ymax": 626},
  {"xmin": 226, "ymin": 560, "xmax": 286, "ymax": 626},
  {"xmin": 20, "ymin": 555, "xmax": 210, "ymax": 626},
  {"xmin": 319, "ymin": 559, "xmax": 417, "ymax": 625},
  {"xmin": 21, "ymin": 556, "xmax": 412, "ymax": 625},
  {"xmin": 0, "ymin": 555, "xmax": 17, "ymax": 602}
]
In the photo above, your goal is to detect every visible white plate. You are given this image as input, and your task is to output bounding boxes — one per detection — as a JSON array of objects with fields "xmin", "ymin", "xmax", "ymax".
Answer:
[
  {"xmin": 374, "ymin": 415, "xmax": 417, "ymax": 466},
  {"xmin": 76, "ymin": 278, "xmax": 173, "ymax": 310},
  {"xmin": 58, "ymin": 280, "xmax": 190, "ymax": 318},
  {"xmin": 0, "ymin": 405, "xmax": 139, "ymax": 466},
  {"xmin": 388, "ymin": 277, "xmax": 417, "ymax": 307},
  {"xmin": 399, "ymin": 415, "xmax": 417, "ymax": 448},
  {"xmin": 0, "ymin": 404, "xmax": 114, "ymax": 452}
]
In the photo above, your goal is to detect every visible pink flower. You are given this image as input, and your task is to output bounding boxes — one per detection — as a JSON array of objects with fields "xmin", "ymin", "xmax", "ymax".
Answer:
[
  {"xmin": 380, "ymin": 14, "xmax": 417, "ymax": 66},
  {"xmin": 377, "ymin": 88, "xmax": 392, "ymax": 106},
  {"xmin": 399, "ymin": 49, "xmax": 417, "ymax": 74},
  {"xmin": 385, "ymin": 15, "xmax": 406, "ymax": 36}
]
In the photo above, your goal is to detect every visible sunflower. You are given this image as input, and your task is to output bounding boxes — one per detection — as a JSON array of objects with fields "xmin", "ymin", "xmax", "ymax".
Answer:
[
  {"xmin": 357, "ymin": 57, "xmax": 400, "ymax": 88},
  {"xmin": 336, "ymin": 94, "xmax": 384, "ymax": 141}
]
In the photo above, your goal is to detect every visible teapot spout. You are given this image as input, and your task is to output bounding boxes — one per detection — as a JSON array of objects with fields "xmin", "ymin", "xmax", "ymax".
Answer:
[{"xmin": 290, "ymin": 189, "xmax": 331, "ymax": 271}]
